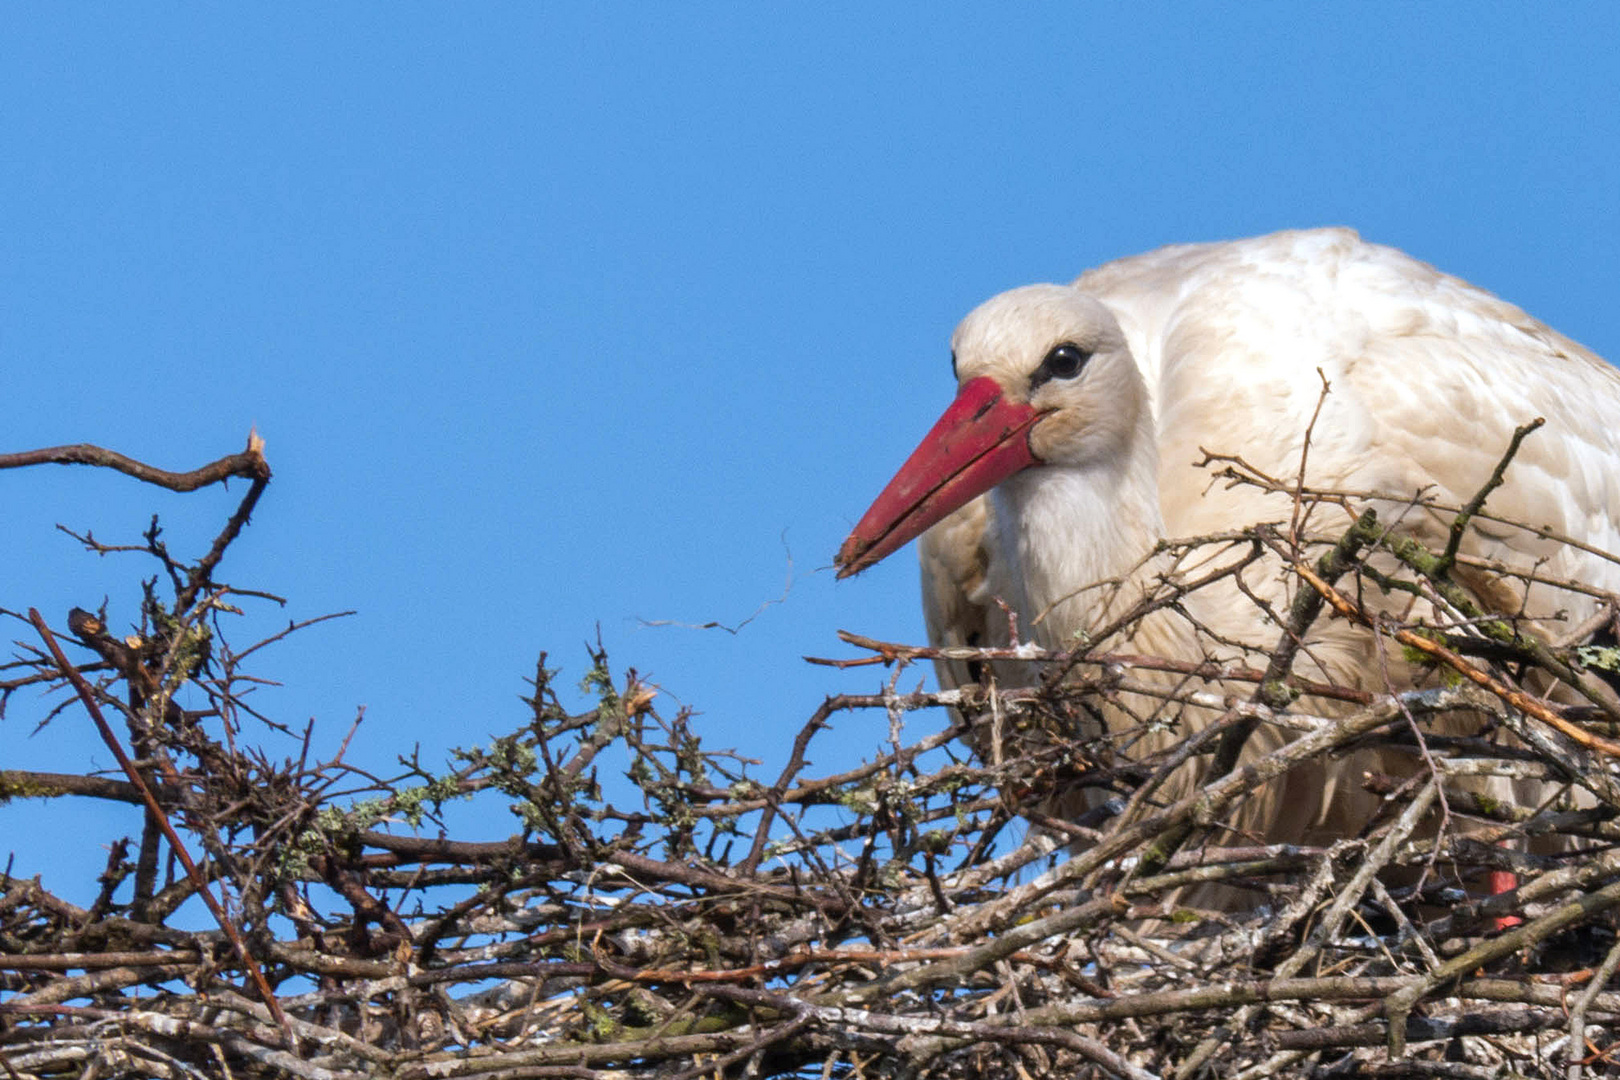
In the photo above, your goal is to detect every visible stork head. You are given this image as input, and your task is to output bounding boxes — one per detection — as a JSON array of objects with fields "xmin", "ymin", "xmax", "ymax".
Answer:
[{"xmin": 835, "ymin": 284, "xmax": 1139, "ymax": 577}]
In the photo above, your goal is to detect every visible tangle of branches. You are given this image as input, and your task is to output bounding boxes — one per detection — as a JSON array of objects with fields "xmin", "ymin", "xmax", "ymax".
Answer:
[{"xmin": 3, "ymin": 434, "xmax": 1620, "ymax": 1079}]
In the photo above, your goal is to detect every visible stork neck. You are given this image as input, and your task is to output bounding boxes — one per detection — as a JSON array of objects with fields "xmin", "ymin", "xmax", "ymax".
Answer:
[{"xmin": 991, "ymin": 458, "xmax": 1166, "ymax": 651}]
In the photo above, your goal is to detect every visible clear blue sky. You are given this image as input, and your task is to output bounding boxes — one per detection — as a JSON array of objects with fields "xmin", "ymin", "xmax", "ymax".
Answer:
[{"xmin": 4, "ymin": 6, "xmax": 1618, "ymax": 896}]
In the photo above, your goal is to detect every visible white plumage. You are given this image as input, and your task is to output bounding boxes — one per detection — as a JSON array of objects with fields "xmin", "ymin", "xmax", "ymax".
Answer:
[{"xmin": 837, "ymin": 227, "xmax": 1620, "ymax": 852}]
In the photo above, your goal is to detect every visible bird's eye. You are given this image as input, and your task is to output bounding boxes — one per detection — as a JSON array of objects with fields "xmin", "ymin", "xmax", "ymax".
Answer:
[{"xmin": 1031, "ymin": 342, "xmax": 1091, "ymax": 389}]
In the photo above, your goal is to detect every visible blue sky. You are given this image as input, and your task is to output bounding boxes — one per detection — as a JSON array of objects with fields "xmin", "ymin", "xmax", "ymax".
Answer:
[{"xmin": 3, "ymin": 6, "xmax": 1618, "ymax": 897}]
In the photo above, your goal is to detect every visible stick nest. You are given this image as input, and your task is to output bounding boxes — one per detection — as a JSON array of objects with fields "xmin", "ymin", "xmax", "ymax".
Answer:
[{"xmin": 4, "ymin": 433, "xmax": 1620, "ymax": 1080}]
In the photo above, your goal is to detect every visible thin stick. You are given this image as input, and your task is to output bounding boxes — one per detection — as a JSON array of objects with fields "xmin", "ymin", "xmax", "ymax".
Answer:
[
  {"xmin": 0, "ymin": 434, "xmax": 270, "ymax": 492},
  {"xmin": 1434, "ymin": 417, "xmax": 1544, "ymax": 578},
  {"xmin": 1287, "ymin": 369, "xmax": 1333, "ymax": 551}
]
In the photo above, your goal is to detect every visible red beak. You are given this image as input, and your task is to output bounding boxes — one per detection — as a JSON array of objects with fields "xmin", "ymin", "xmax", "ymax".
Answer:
[{"xmin": 836, "ymin": 376, "xmax": 1043, "ymax": 578}]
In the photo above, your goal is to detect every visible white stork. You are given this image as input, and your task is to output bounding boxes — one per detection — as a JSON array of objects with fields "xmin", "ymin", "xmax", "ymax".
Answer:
[{"xmin": 835, "ymin": 227, "xmax": 1620, "ymax": 858}]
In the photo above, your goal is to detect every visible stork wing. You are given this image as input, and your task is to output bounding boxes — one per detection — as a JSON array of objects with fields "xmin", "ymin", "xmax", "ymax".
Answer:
[
  {"xmin": 1343, "ymin": 256, "xmax": 1620, "ymax": 583},
  {"xmin": 1084, "ymin": 228, "xmax": 1620, "ymax": 599}
]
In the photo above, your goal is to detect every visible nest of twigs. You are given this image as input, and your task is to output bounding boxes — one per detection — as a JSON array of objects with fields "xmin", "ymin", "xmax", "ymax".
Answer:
[{"xmin": 3, "ymin": 435, "xmax": 1620, "ymax": 1080}]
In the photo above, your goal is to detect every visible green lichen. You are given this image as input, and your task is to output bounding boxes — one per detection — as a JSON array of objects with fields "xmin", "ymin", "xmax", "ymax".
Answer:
[
  {"xmin": 1578, "ymin": 645, "xmax": 1620, "ymax": 673},
  {"xmin": 1400, "ymin": 628, "xmax": 1446, "ymax": 669},
  {"xmin": 1258, "ymin": 679, "xmax": 1298, "ymax": 709},
  {"xmin": 834, "ymin": 784, "xmax": 879, "ymax": 815},
  {"xmin": 579, "ymin": 1000, "xmax": 621, "ymax": 1042}
]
